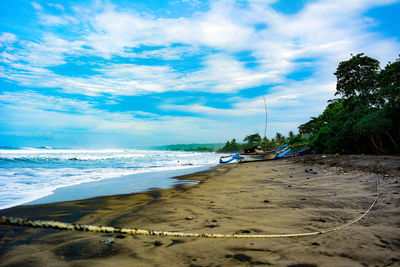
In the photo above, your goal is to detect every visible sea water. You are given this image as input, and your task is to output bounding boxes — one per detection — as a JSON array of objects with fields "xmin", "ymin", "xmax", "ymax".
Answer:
[{"xmin": 0, "ymin": 148, "xmax": 221, "ymax": 210}]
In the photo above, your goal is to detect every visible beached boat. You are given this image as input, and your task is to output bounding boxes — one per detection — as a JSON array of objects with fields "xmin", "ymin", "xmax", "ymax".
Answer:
[
  {"xmin": 219, "ymin": 96, "xmax": 308, "ymax": 164},
  {"xmin": 219, "ymin": 144, "xmax": 290, "ymax": 163},
  {"xmin": 219, "ymin": 144, "xmax": 307, "ymax": 164},
  {"xmin": 280, "ymin": 147, "xmax": 308, "ymax": 158}
]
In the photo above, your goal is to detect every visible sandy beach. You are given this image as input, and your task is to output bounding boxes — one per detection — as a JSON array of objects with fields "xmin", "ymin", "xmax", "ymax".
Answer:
[{"xmin": 1, "ymin": 154, "xmax": 399, "ymax": 266}]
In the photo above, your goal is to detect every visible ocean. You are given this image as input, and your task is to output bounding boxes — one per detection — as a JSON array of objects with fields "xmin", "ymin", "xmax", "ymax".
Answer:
[{"xmin": 0, "ymin": 148, "xmax": 221, "ymax": 210}]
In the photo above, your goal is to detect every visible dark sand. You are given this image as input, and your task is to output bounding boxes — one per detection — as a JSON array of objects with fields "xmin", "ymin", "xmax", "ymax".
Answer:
[{"xmin": 1, "ymin": 154, "xmax": 399, "ymax": 266}]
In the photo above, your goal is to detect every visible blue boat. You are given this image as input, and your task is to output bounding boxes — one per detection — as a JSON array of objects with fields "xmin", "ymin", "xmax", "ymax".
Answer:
[{"xmin": 219, "ymin": 144, "xmax": 308, "ymax": 164}]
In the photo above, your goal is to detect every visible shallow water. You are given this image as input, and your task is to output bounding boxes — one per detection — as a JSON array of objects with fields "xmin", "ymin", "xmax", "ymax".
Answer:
[{"xmin": 0, "ymin": 148, "xmax": 221, "ymax": 209}]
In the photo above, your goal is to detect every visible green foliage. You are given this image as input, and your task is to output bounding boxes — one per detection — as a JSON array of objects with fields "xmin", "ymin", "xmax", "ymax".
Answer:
[
  {"xmin": 299, "ymin": 117, "xmax": 320, "ymax": 136},
  {"xmin": 219, "ymin": 131, "xmax": 306, "ymax": 153},
  {"xmin": 287, "ymin": 131, "xmax": 303, "ymax": 145},
  {"xmin": 273, "ymin": 132, "xmax": 286, "ymax": 145},
  {"xmin": 155, "ymin": 143, "xmax": 223, "ymax": 152},
  {"xmin": 334, "ymin": 53, "xmax": 380, "ymax": 104},
  {"xmin": 193, "ymin": 53, "xmax": 399, "ymax": 156},
  {"xmin": 300, "ymin": 54, "xmax": 400, "ymax": 154},
  {"xmin": 243, "ymin": 133, "xmax": 262, "ymax": 146},
  {"xmin": 217, "ymin": 138, "xmax": 244, "ymax": 153},
  {"xmin": 261, "ymin": 136, "xmax": 276, "ymax": 150}
]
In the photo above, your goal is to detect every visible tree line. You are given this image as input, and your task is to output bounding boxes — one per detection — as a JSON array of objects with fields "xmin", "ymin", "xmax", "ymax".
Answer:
[
  {"xmin": 219, "ymin": 53, "xmax": 399, "ymax": 155},
  {"xmin": 217, "ymin": 131, "xmax": 304, "ymax": 153},
  {"xmin": 155, "ymin": 143, "xmax": 222, "ymax": 152},
  {"xmin": 299, "ymin": 53, "xmax": 399, "ymax": 154}
]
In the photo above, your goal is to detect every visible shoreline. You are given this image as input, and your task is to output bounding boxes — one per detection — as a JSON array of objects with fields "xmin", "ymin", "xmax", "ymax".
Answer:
[
  {"xmin": 0, "ymin": 163, "xmax": 233, "ymax": 223},
  {"xmin": 0, "ymin": 148, "xmax": 222, "ymax": 211},
  {"xmin": 23, "ymin": 164, "xmax": 217, "ymax": 207},
  {"xmin": 1, "ymin": 155, "xmax": 399, "ymax": 266}
]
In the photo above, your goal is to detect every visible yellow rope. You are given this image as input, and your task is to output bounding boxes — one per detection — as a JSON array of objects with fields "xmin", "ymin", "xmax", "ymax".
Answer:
[{"xmin": 0, "ymin": 179, "xmax": 379, "ymax": 239}]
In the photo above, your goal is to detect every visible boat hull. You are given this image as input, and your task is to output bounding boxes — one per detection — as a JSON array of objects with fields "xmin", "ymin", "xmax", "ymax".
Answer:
[
  {"xmin": 280, "ymin": 148, "xmax": 308, "ymax": 158},
  {"xmin": 219, "ymin": 147, "xmax": 307, "ymax": 164},
  {"xmin": 237, "ymin": 154, "xmax": 275, "ymax": 162}
]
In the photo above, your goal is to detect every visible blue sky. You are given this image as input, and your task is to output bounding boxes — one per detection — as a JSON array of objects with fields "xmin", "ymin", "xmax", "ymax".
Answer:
[{"xmin": 0, "ymin": 0, "xmax": 399, "ymax": 148}]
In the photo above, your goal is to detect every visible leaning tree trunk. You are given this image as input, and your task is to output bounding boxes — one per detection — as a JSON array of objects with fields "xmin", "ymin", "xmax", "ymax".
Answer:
[
  {"xmin": 384, "ymin": 131, "xmax": 400, "ymax": 151},
  {"xmin": 369, "ymin": 134, "xmax": 381, "ymax": 154},
  {"xmin": 377, "ymin": 133, "xmax": 384, "ymax": 153}
]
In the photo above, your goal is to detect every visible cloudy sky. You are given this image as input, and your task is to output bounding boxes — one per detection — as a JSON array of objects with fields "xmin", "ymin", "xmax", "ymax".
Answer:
[{"xmin": 0, "ymin": 0, "xmax": 399, "ymax": 148}]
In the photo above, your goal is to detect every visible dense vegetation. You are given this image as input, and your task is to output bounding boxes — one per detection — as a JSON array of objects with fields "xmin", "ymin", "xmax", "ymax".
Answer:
[
  {"xmin": 299, "ymin": 54, "xmax": 399, "ymax": 154},
  {"xmin": 217, "ymin": 132, "xmax": 304, "ymax": 153},
  {"xmin": 154, "ymin": 143, "xmax": 223, "ymax": 152},
  {"xmin": 219, "ymin": 54, "xmax": 399, "ymax": 155}
]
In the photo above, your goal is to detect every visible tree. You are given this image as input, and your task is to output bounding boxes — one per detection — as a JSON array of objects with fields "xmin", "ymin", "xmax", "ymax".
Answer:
[
  {"xmin": 261, "ymin": 136, "xmax": 274, "ymax": 150},
  {"xmin": 299, "ymin": 117, "xmax": 320, "ymax": 136},
  {"xmin": 378, "ymin": 57, "xmax": 400, "ymax": 151},
  {"xmin": 300, "ymin": 53, "xmax": 400, "ymax": 154},
  {"xmin": 287, "ymin": 131, "xmax": 303, "ymax": 145},
  {"xmin": 243, "ymin": 133, "xmax": 262, "ymax": 147},
  {"xmin": 274, "ymin": 132, "xmax": 285, "ymax": 145},
  {"xmin": 353, "ymin": 110, "xmax": 393, "ymax": 153},
  {"xmin": 288, "ymin": 131, "xmax": 295, "ymax": 140},
  {"xmin": 379, "ymin": 57, "xmax": 400, "ymax": 109},
  {"xmin": 218, "ymin": 138, "xmax": 243, "ymax": 153},
  {"xmin": 221, "ymin": 56, "xmax": 399, "ymax": 155},
  {"xmin": 307, "ymin": 99, "xmax": 354, "ymax": 153},
  {"xmin": 334, "ymin": 53, "xmax": 380, "ymax": 106}
]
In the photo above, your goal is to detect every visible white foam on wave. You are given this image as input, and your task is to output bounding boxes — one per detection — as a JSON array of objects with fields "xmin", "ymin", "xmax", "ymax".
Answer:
[
  {"xmin": 0, "ymin": 149, "xmax": 221, "ymax": 210},
  {"xmin": 0, "ymin": 149, "xmax": 146, "ymax": 160}
]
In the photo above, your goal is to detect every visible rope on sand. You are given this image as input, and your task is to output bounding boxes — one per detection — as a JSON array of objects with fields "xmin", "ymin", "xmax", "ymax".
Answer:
[{"xmin": 0, "ymin": 179, "xmax": 379, "ymax": 239}]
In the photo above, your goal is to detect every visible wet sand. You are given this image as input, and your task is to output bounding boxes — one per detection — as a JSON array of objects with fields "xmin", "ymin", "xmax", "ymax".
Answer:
[{"xmin": 1, "ymin": 155, "xmax": 399, "ymax": 266}]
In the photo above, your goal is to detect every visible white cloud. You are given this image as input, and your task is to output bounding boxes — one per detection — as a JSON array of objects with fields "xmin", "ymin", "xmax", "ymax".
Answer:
[
  {"xmin": 0, "ymin": 91, "xmax": 153, "ymax": 134},
  {"xmin": 0, "ymin": 63, "xmax": 172, "ymax": 96},
  {"xmin": 11, "ymin": 0, "xmax": 398, "ymax": 94},
  {"xmin": 131, "ymin": 46, "xmax": 198, "ymax": 60},
  {"xmin": 2, "ymin": 1, "xmax": 398, "ymax": 99},
  {"xmin": 0, "ymin": 33, "xmax": 17, "ymax": 46},
  {"xmin": 1, "ymin": 33, "xmax": 85, "ymax": 68},
  {"xmin": 0, "ymin": 91, "xmax": 93, "ymax": 112},
  {"xmin": 31, "ymin": 2, "xmax": 43, "ymax": 11},
  {"xmin": 1, "ymin": 0, "xmax": 400, "ymax": 141},
  {"xmin": 38, "ymin": 14, "xmax": 75, "ymax": 26},
  {"xmin": 1, "ymin": 53, "xmax": 279, "ymax": 96},
  {"xmin": 0, "ymin": 91, "xmax": 242, "ymax": 144},
  {"xmin": 4, "ymin": 0, "xmax": 399, "ymax": 94},
  {"xmin": 48, "ymin": 3, "xmax": 65, "ymax": 11},
  {"xmin": 160, "ymin": 77, "xmax": 337, "ymax": 137},
  {"xmin": 83, "ymin": 5, "xmax": 157, "ymax": 57},
  {"xmin": 32, "ymin": 1, "xmax": 77, "ymax": 26},
  {"xmin": 182, "ymin": 53, "xmax": 281, "ymax": 92},
  {"xmin": 189, "ymin": 2, "xmax": 255, "ymax": 50}
]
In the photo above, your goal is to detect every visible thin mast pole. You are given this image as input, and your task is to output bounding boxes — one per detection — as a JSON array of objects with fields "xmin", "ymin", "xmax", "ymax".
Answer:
[
  {"xmin": 263, "ymin": 95, "xmax": 267, "ymax": 151},
  {"xmin": 263, "ymin": 95, "xmax": 267, "ymax": 139}
]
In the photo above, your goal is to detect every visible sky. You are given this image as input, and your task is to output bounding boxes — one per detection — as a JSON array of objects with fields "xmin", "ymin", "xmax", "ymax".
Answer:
[{"xmin": 0, "ymin": 0, "xmax": 399, "ymax": 148}]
